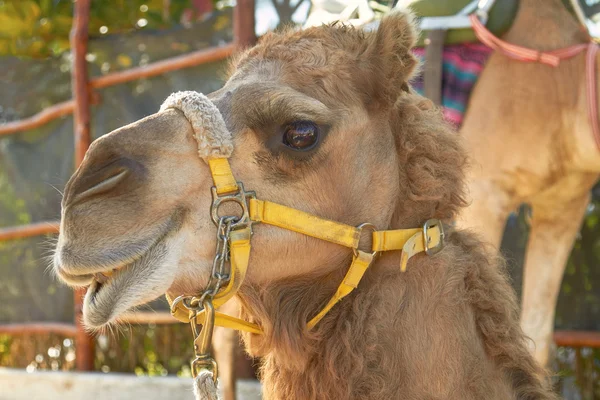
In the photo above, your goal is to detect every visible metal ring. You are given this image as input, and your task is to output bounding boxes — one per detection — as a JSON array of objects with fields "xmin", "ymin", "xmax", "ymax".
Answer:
[
  {"xmin": 191, "ymin": 356, "xmax": 219, "ymax": 381},
  {"xmin": 170, "ymin": 295, "xmax": 193, "ymax": 314},
  {"xmin": 353, "ymin": 222, "xmax": 378, "ymax": 257},
  {"xmin": 209, "ymin": 182, "xmax": 256, "ymax": 230},
  {"xmin": 213, "ymin": 197, "xmax": 245, "ymax": 224},
  {"xmin": 169, "ymin": 294, "xmax": 208, "ymax": 316},
  {"xmin": 188, "ymin": 297, "xmax": 200, "ymax": 308}
]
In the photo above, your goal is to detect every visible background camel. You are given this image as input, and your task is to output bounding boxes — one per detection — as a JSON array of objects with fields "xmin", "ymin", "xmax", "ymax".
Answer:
[
  {"xmin": 455, "ymin": 0, "xmax": 600, "ymax": 367},
  {"xmin": 349, "ymin": 0, "xmax": 597, "ymax": 368},
  {"xmin": 52, "ymin": 10, "xmax": 557, "ymax": 399}
]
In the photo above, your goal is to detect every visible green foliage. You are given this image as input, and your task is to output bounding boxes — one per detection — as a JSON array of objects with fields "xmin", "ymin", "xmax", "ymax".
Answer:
[
  {"xmin": 0, "ymin": 169, "xmax": 34, "ymax": 320},
  {"xmin": 0, "ymin": 335, "xmax": 12, "ymax": 366},
  {"xmin": 0, "ymin": 168, "xmax": 30, "ymax": 226},
  {"xmin": 0, "ymin": 0, "xmax": 219, "ymax": 58},
  {"xmin": 555, "ymin": 346, "xmax": 600, "ymax": 399},
  {"xmin": 555, "ymin": 197, "xmax": 600, "ymax": 332}
]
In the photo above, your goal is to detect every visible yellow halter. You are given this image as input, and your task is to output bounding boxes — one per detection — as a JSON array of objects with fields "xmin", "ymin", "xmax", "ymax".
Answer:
[{"xmin": 167, "ymin": 157, "xmax": 445, "ymax": 338}]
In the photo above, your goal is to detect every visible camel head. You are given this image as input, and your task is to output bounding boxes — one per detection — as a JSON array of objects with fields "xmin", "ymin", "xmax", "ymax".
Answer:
[{"xmin": 53, "ymin": 10, "xmax": 466, "ymax": 329}]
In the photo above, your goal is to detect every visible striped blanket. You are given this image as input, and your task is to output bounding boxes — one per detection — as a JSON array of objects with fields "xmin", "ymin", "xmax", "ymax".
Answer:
[{"xmin": 411, "ymin": 43, "xmax": 493, "ymax": 128}]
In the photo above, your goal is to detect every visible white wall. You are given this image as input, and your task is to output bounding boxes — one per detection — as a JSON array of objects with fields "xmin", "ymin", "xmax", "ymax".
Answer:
[{"xmin": 0, "ymin": 369, "xmax": 262, "ymax": 400}]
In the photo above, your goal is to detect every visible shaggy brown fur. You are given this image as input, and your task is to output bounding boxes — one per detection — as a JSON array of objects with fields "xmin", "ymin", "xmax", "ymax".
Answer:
[
  {"xmin": 229, "ymin": 12, "xmax": 417, "ymax": 113},
  {"xmin": 226, "ymin": 12, "xmax": 557, "ymax": 400}
]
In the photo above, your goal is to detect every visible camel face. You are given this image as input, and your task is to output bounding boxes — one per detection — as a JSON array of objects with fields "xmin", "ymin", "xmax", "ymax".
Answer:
[
  {"xmin": 53, "ymin": 109, "xmax": 216, "ymax": 327},
  {"xmin": 54, "ymin": 12, "xmax": 419, "ymax": 328}
]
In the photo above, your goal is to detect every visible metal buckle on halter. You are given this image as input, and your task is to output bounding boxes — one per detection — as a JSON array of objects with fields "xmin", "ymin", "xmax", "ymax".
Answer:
[
  {"xmin": 210, "ymin": 181, "xmax": 256, "ymax": 231},
  {"xmin": 423, "ymin": 219, "xmax": 445, "ymax": 256},
  {"xmin": 189, "ymin": 298, "xmax": 218, "ymax": 382},
  {"xmin": 169, "ymin": 296, "xmax": 219, "ymax": 381}
]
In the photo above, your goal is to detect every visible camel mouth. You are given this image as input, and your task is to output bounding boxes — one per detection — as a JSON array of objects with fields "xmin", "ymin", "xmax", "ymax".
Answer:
[
  {"xmin": 81, "ymin": 235, "xmax": 175, "ymax": 328},
  {"xmin": 54, "ymin": 210, "xmax": 186, "ymax": 329},
  {"xmin": 91, "ymin": 265, "xmax": 127, "ymax": 286},
  {"xmin": 54, "ymin": 243, "xmax": 148, "ymax": 287},
  {"xmin": 83, "ymin": 261, "xmax": 137, "ymax": 328},
  {"xmin": 87, "ymin": 264, "xmax": 129, "ymax": 303}
]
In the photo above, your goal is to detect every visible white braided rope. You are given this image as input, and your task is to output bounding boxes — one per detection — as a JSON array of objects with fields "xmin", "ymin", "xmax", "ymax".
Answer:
[
  {"xmin": 160, "ymin": 91, "xmax": 233, "ymax": 161},
  {"xmin": 193, "ymin": 371, "xmax": 220, "ymax": 400}
]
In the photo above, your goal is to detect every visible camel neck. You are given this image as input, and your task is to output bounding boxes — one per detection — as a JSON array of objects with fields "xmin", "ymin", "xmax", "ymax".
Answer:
[{"xmin": 237, "ymin": 256, "xmax": 414, "ymax": 399}]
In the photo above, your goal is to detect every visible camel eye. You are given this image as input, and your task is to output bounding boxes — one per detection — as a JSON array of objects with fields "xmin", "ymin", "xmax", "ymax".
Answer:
[{"xmin": 282, "ymin": 121, "xmax": 320, "ymax": 151}]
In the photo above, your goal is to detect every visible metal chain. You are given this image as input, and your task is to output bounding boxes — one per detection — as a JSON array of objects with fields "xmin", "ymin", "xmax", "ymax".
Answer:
[
  {"xmin": 196, "ymin": 215, "xmax": 236, "ymax": 305},
  {"xmin": 175, "ymin": 215, "xmax": 236, "ymax": 313},
  {"xmin": 169, "ymin": 215, "xmax": 238, "ymax": 381},
  {"xmin": 172, "ymin": 180, "xmax": 256, "ymax": 381}
]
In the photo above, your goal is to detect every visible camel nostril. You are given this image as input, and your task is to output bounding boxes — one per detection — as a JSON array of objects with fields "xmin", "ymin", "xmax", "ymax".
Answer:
[
  {"xmin": 71, "ymin": 168, "xmax": 130, "ymax": 205},
  {"xmin": 63, "ymin": 156, "xmax": 146, "ymax": 207}
]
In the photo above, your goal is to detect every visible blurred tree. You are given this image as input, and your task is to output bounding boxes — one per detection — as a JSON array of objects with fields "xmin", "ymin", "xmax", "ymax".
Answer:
[{"xmin": 0, "ymin": 0, "xmax": 218, "ymax": 58}]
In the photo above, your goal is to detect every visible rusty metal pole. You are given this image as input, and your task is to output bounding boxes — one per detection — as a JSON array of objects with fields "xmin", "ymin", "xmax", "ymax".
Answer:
[
  {"xmin": 70, "ymin": 0, "xmax": 95, "ymax": 372},
  {"xmin": 233, "ymin": 0, "xmax": 257, "ymax": 49},
  {"xmin": 0, "ymin": 221, "xmax": 59, "ymax": 241},
  {"xmin": 71, "ymin": 0, "xmax": 92, "ymax": 162}
]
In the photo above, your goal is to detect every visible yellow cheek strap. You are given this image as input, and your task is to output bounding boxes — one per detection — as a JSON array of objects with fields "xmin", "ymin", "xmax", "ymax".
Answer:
[{"xmin": 249, "ymin": 198, "xmax": 360, "ymax": 248}]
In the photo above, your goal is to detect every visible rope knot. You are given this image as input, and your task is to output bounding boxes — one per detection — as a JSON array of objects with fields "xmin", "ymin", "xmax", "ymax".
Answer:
[{"xmin": 193, "ymin": 370, "xmax": 220, "ymax": 400}]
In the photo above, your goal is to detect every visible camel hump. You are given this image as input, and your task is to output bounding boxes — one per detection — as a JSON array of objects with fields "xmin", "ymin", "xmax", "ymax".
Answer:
[{"xmin": 399, "ymin": 0, "xmax": 518, "ymax": 46}]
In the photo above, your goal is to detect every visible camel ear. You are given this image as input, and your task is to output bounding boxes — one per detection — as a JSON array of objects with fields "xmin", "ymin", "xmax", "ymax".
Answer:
[{"xmin": 366, "ymin": 10, "xmax": 419, "ymax": 102}]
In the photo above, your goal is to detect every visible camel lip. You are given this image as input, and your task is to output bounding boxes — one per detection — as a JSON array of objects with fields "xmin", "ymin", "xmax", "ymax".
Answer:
[
  {"xmin": 87, "ymin": 264, "xmax": 129, "ymax": 305},
  {"xmin": 76, "ymin": 245, "xmax": 152, "ymax": 327},
  {"xmin": 81, "ymin": 232, "xmax": 175, "ymax": 328},
  {"xmin": 56, "ymin": 206, "xmax": 184, "ymax": 286},
  {"xmin": 87, "ymin": 279, "xmax": 101, "ymax": 305},
  {"xmin": 65, "ymin": 215, "xmax": 183, "ymax": 328},
  {"xmin": 56, "ymin": 251, "xmax": 139, "ymax": 278},
  {"xmin": 89, "ymin": 265, "xmax": 128, "ymax": 294},
  {"xmin": 83, "ymin": 258, "xmax": 139, "ymax": 326},
  {"xmin": 55, "ymin": 254, "xmax": 137, "ymax": 287},
  {"xmin": 56, "ymin": 228, "xmax": 165, "ymax": 281}
]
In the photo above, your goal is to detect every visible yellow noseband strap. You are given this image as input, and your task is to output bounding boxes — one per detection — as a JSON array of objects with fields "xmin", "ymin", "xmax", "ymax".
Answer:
[{"xmin": 168, "ymin": 157, "xmax": 445, "ymax": 335}]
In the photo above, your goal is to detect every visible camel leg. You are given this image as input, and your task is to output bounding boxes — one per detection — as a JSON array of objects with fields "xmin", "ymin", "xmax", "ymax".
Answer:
[
  {"xmin": 213, "ymin": 300, "xmax": 240, "ymax": 400},
  {"xmin": 520, "ymin": 192, "xmax": 590, "ymax": 366}
]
